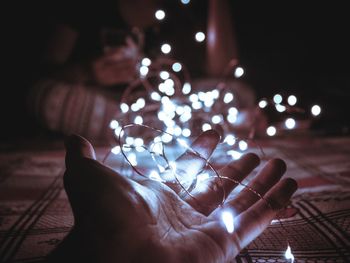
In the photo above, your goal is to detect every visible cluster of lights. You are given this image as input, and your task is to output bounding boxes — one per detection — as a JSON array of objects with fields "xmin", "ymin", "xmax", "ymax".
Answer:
[
  {"xmin": 105, "ymin": 1, "xmax": 298, "ymax": 261},
  {"xmin": 106, "ymin": 123, "xmax": 295, "ymax": 263},
  {"xmin": 258, "ymin": 94, "xmax": 322, "ymax": 137}
]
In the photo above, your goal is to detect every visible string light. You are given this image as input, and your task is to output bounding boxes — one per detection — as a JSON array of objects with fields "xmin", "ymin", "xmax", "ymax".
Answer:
[
  {"xmin": 234, "ymin": 66, "xmax": 244, "ymax": 78},
  {"xmin": 273, "ymin": 94, "xmax": 283, "ymax": 104},
  {"xmin": 109, "ymin": 120, "xmax": 119, "ymax": 129},
  {"xmin": 102, "ymin": 2, "xmax": 313, "ymax": 259},
  {"xmin": 105, "ymin": 124, "xmax": 294, "ymax": 262},
  {"xmin": 141, "ymin": 57, "xmax": 152, "ymax": 66},
  {"xmin": 120, "ymin": 103, "xmax": 129, "ymax": 113},
  {"xmin": 161, "ymin": 43, "xmax": 172, "ymax": 54},
  {"xmin": 285, "ymin": 118, "xmax": 296, "ymax": 129},
  {"xmin": 155, "ymin": 9, "xmax": 166, "ymax": 20},
  {"xmin": 285, "ymin": 245, "xmax": 295, "ymax": 263},
  {"xmin": 139, "ymin": 65, "xmax": 149, "ymax": 76},
  {"xmin": 221, "ymin": 210, "xmax": 235, "ymax": 234},
  {"xmin": 287, "ymin": 95, "xmax": 297, "ymax": 106},
  {"xmin": 195, "ymin": 31, "xmax": 206, "ymax": 42},
  {"xmin": 311, "ymin": 104, "xmax": 321, "ymax": 116},
  {"xmin": 160, "ymin": 71, "xmax": 170, "ymax": 80},
  {"xmin": 258, "ymin": 99, "xmax": 268, "ymax": 108},
  {"xmin": 172, "ymin": 62, "xmax": 182, "ymax": 72},
  {"xmin": 266, "ymin": 126, "xmax": 277, "ymax": 136}
]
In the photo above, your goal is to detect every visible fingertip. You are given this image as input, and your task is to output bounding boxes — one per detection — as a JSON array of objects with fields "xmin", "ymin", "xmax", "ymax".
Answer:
[
  {"xmin": 282, "ymin": 177, "xmax": 298, "ymax": 193},
  {"xmin": 242, "ymin": 152, "xmax": 261, "ymax": 167},
  {"xmin": 269, "ymin": 158, "xmax": 287, "ymax": 174},
  {"xmin": 65, "ymin": 134, "xmax": 96, "ymax": 161}
]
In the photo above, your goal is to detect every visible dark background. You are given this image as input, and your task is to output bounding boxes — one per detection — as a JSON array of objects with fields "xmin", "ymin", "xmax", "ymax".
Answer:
[{"xmin": 2, "ymin": 0, "xmax": 350, "ymax": 140}]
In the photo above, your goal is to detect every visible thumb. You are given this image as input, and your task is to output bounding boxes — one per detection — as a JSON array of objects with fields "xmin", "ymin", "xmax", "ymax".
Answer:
[{"xmin": 65, "ymin": 134, "xmax": 96, "ymax": 169}]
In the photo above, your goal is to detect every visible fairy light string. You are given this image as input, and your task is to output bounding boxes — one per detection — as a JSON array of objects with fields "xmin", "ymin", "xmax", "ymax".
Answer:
[
  {"xmin": 103, "ymin": 123, "xmax": 295, "ymax": 262},
  {"xmin": 104, "ymin": 1, "xmax": 317, "ymax": 260}
]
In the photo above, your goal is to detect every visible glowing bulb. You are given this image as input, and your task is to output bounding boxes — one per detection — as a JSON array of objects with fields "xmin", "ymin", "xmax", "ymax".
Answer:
[
  {"xmin": 195, "ymin": 31, "xmax": 205, "ymax": 42},
  {"xmin": 273, "ymin": 94, "xmax": 283, "ymax": 104},
  {"xmin": 114, "ymin": 127, "xmax": 122, "ymax": 136},
  {"xmin": 211, "ymin": 115, "xmax": 222, "ymax": 124},
  {"xmin": 136, "ymin": 98, "xmax": 145, "ymax": 109},
  {"xmin": 161, "ymin": 96, "xmax": 170, "ymax": 104},
  {"xmin": 164, "ymin": 78, "xmax": 174, "ymax": 87},
  {"xmin": 266, "ymin": 126, "xmax": 276, "ymax": 136},
  {"xmin": 139, "ymin": 65, "xmax": 149, "ymax": 76},
  {"xmin": 161, "ymin": 43, "xmax": 171, "ymax": 54},
  {"xmin": 202, "ymin": 123, "xmax": 211, "ymax": 131},
  {"xmin": 172, "ymin": 62, "xmax": 182, "ymax": 72},
  {"xmin": 221, "ymin": 210, "xmax": 234, "ymax": 233},
  {"xmin": 227, "ymin": 114, "xmax": 237, "ymax": 124},
  {"xmin": 128, "ymin": 153, "xmax": 137, "ymax": 166},
  {"xmin": 259, "ymin": 99, "xmax": 268, "ymax": 108},
  {"xmin": 175, "ymin": 106, "xmax": 184, "ymax": 115},
  {"xmin": 227, "ymin": 150, "xmax": 242, "ymax": 160},
  {"xmin": 150, "ymin": 141, "xmax": 163, "ymax": 155},
  {"xmin": 204, "ymin": 99, "xmax": 214, "ymax": 108},
  {"xmin": 131, "ymin": 103, "xmax": 140, "ymax": 112},
  {"xmin": 134, "ymin": 116, "xmax": 143, "ymax": 125},
  {"xmin": 223, "ymin": 93, "xmax": 234, "ymax": 103},
  {"xmin": 174, "ymin": 126, "xmax": 182, "ymax": 136},
  {"xmin": 311, "ymin": 105, "xmax": 321, "ymax": 116},
  {"xmin": 160, "ymin": 71, "xmax": 170, "ymax": 80},
  {"xmin": 285, "ymin": 245, "xmax": 295, "ymax": 263},
  {"xmin": 189, "ymin": 94, "xmax": 198, "ymax": 102},
  {"xmin": 238, "ymin": 140, "xmax": 248, "ymax": 151},
  {"xmin": 182, "ymin": 128, "xmax": 191, "ymax": 137},
  {"xmin": 141, "ymin": 57, "xmax": 151, "ymax": 66},
  {"xmin": 192, "ymin": 101, "xmax": 202, "ymax": 110},
  {"xmin": 120, "ymin": 103, "xmax": 129, "ymax": 113},
  {"xmin": 162, "ymin": 134, "xmax": 173, "ymax": 143},
  {"xmin": 180, "ymin": 112, "xmax": 191, "ymax": 122},
  {"xmin": 275, "ymin": 104, "xmax": 286, "ymax": 112},
  {"xmin": 212, "ymin": 89, "xmax": 220, "ymax": 99},
  {"xmin": 126, "ymin": 137, "xmax": 134, "ymax": 145},
  {"xmin": 224, "ymin": 135, "xmax": 236, "ymax": 146},
  {"xmin": 285, "ymin": 118, "xmax": 296, "ymax": 129},
  {"xmin": 287, "ymin": 95, "xmax": 297, "ymax": 106},
  {"xmin": 134, "ymin": 138, "xmax": 144, "ymax": 147},
  {"xmin": 181, "ymin": 0, "xmax": 190, "ymax": 4},
  {"xmin": 151, "ymin": 92, "xmax": 161, "ymax": 101},
  {"xmin": 111, "ymin": 146, "xmax": 121, "ymax": 155},
  {"xmin": 155, "ymin": 9, "xmax": 165, "ymax": 20},
  {"xmin": 165, "ymin": 87, "xmax": 175, "ymax": 96},
  {"xmin": 198, "ymin": 92, "xmax": 206, "ymax": 101},
  {"xmin": 109, "ymin": 120, "xmax": 119, "ymax": 129},
  {"xmin": 182, "ymin": 82, "xmax": 191, "ymax": 94},
  {"xmin": 228, "ymin": 107, "xmax": 238, "ymax": 116},
  {"xmin": 234, "ymin": 67, "xmax": 244, "ymax": 78}
]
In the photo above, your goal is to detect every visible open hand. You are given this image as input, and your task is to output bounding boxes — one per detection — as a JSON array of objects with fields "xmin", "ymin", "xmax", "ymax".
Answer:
[{"xmin": 47, "ymin": 131, "xmax": 297, "ymax": 263}]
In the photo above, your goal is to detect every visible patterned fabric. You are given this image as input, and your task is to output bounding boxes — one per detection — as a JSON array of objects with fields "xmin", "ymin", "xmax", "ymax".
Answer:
[{"xmin": 0, "ymin": 136, "xmax": 349, "ymax": 262}]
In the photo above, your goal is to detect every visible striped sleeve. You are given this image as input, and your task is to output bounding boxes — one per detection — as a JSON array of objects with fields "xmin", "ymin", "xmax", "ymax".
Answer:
[{"xmin": 28, "ymin": 79, "xmax": 119, "ymax": 142}]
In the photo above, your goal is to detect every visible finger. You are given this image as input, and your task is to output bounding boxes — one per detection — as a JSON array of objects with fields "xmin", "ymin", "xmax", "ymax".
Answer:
[
  {"xmin": 65, "ymin": 134, "xmax": 96, "ymax": 169},
  {"xmin": 166, "ymin": 130, "xmax": 220, "ymax": 193},
  {"xmin": 63, "ymin": 135, "xmax": 135, "ymax": 219},
  {"xmin": 223, "ymin": 158, "xmax": 286, "ymax": 215},
  {"xmin": 232, "ymin": 178, "xmax": 298, "ymax": 250},
  {"xmin": 184, "ymin": 153, "xmax": 260, "ymax": 215}
]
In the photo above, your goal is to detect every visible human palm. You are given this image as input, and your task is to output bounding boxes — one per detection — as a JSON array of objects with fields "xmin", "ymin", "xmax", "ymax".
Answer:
[{"xmin": 48, "ymin": 132, "xmax": 297, "ymax": 263}]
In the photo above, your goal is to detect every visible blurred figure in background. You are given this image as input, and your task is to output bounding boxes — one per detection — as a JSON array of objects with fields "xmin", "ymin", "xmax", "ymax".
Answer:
[{"xmin": 28, "ymin": 0, "xmax": 158, "ymax": 143}]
